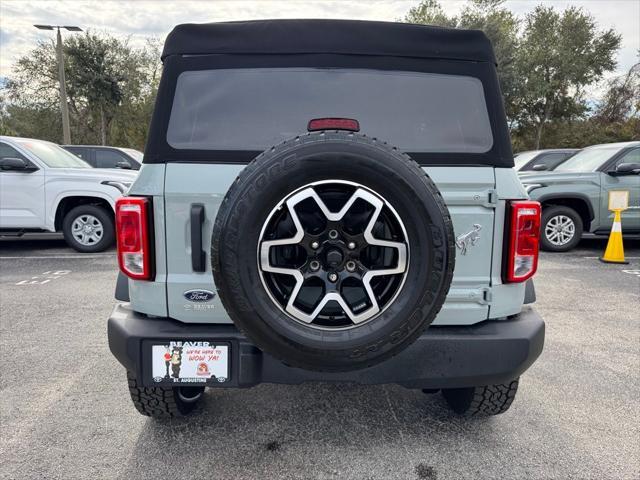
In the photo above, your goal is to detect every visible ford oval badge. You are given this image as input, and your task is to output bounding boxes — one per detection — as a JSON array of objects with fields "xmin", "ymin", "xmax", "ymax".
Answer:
[{"xmin": 183, "ymin": 289, "xmax": 216, "ymax": 302}]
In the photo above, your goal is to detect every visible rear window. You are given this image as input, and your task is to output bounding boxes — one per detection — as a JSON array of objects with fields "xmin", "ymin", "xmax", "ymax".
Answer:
[{"xmin": 167, "ymin": 68, "xmax": 493, "ymax": 153}]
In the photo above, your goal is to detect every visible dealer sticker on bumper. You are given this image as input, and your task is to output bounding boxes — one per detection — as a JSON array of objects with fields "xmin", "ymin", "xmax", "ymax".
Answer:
[{"xmin": 151, "ymin": 341, "xmax": 229, "ymax": 384}]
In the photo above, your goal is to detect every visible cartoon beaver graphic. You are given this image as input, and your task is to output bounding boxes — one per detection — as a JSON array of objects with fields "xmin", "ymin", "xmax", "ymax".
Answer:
[{"xmin": 169, "ymin": 347, "xmax": 183, "ymax": 378}]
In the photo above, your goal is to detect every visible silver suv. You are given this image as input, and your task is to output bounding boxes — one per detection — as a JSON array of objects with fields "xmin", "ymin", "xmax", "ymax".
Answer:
[{"xmin": 107, "ymin": 20, "xmax": 545, "ymax": 418}]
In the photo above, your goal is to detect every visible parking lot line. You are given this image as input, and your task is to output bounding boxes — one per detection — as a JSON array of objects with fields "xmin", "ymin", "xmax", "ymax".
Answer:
[{"xmin": 583, "ymin": 256, "xmax": 640, "ymax": 259}]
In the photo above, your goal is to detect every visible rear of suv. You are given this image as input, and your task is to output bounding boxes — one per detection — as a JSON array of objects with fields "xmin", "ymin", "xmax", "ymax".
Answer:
[{"xmin": 108, "ymin": 20, "xmax": 545, "ymax": 418}]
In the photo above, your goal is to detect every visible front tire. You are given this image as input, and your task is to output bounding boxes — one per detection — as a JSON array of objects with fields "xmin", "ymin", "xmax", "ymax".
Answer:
[
  {"xmin": 126, "ymin": 371, "xmax": 204, "ymax": 418},
  {"xmin": 442, "ymin": 379, "xmax": 519, "ymax": 416},
  {"xmin": 540, "ymin": 206, "xmax": 583, "ymax": 252},
  {"xmin": 62, "ymin": 204, "xmax": 115, "ymax": 253}
]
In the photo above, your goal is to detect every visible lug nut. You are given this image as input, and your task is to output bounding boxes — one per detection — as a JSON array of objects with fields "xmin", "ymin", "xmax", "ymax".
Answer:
[
  {"xmin": 347, "ymin": 242, "xmax": 356, "ymax": 250},
  {"xmin": 346, "ymin": 261, "xmax": 356, "ymax": 272},
  {"xmin": 328, "ymin": 272, "xmax": 338, "ymax": 282},
  {"xmin": 311, "ymin": 241, "xmax": 319, "ymax": 249},
  {"xmin": 328, "ymin": 229, "xmax": 339, "ymax": 240},
  {"xmin": 309, "ymin": 260, "xmax": 320, "ymax": 271}
]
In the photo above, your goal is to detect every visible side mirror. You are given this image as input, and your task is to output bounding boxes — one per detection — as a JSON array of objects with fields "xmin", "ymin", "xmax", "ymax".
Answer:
[
  {"xmin": 0, "ymin": 157, "xmax": 30, "ymax": 171},
  {"xmin": 116, "ymin": 161, "xmax": 132, "ymax": 169},
  {"xmin": 531, "ymin": 164, "xmax": 549, "ymax": 171},
  {"xmin": 611, "ymin": 163, "xmax": 640, "ymax": 176}
]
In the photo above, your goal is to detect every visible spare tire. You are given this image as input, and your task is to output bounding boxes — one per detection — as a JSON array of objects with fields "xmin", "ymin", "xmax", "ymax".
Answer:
[{"xmin": 212, "ymin": 132, "xmax": 454, "ymax": 371}]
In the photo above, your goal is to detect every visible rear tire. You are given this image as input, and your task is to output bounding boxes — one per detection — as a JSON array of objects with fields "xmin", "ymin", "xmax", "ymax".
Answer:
[
  {"xmin": 442, "ymin": 379, "xmax": 519, "ymax": 416},
  {"xmin": 62, "ymin": 204, "xmax": 114, "ymax": 253},
  {"xmin": 540, "ymin": 206, "xmax": 583, "ymax": 252},
  {"xmin": 126, "ymin": 371, "xmax": 204, "ymax": 418}
]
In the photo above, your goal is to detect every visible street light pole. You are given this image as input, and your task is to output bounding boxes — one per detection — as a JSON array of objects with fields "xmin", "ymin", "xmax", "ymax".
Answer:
[
  {"xmin": 34, "ymin": 24, "xmax": 82, "ymax": 144},
  {"xmin": 55, "ymin": 28, "xmax": 71, "ymax": 144}
]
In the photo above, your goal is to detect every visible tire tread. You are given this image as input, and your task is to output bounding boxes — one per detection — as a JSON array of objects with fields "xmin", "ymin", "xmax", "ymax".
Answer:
[{"xmin": 443, "ymin": 379, "xmax": 519, "ymax": 416}]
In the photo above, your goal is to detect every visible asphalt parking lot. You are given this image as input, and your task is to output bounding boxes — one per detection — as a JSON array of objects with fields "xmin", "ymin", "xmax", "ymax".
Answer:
[{"xmin": 0, "ymin": 235, "xmax": 638, "ymax": 480}]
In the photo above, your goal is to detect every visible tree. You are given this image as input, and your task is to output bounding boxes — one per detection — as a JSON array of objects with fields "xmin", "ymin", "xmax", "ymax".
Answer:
[
  {"xmin": 405, "ymin": 0, "xmax": 520, "ymax": 122},
  {"xmin": 2, "ymin": 31, "xmax": 160, "ymax": 148},
  {"xmin": 65, "ymin": 33, "xmax": 126, "ymax": 145},
  {"xmin": 595, "ymin": 61, "xmax": 640, "ymax": 123},
  {"xmin": 405, "ymin": 0, "xmax": 458, "ymax": 28},
  {"xmin": 514, "ymin": 6, "xmax": 621, "ymax": 148}
]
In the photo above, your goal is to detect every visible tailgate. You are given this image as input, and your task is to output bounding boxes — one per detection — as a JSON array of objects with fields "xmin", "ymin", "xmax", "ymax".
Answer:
[{"xmin": 162, "ymin": 163, "xmax": 496, "ymax": 326}]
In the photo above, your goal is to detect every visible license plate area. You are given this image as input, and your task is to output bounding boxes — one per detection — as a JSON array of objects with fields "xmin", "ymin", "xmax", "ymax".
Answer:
[{"xmin": 149, "ymin": 340, "xmax": 230, "ymax": 386}]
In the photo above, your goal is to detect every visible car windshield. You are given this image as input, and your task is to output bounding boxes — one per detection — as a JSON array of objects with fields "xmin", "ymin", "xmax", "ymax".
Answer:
[
  {"xmin": 121, "ymin": 148, "xmax": 143, "ymax": 163},
  {"xmin": 513, "ymin": 151, "xmax": 539, "ymax": 171},
  {"xmin": 14, "ymin": 139, "xmax": 91, "ymax": 168},
  {"xmin": 555, "ymin": 146, "xmax": 620, "ymax": 172}
]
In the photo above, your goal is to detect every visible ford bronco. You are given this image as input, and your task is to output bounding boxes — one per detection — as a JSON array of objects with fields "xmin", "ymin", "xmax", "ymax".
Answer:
[{"xmin": 108, "ymin": 20, "xmax": 545, "ymax": 418}]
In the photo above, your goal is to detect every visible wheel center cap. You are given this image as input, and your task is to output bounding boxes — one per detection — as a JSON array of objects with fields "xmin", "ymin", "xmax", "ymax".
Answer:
[{"xmin": 325, "ymin": 249, "xmax": 343, "ymax": 267}]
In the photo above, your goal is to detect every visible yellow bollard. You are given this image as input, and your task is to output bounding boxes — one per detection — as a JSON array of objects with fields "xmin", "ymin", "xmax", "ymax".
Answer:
[{"xmin": 599, "ymin": 209, "xmax": 628, "ymax": 264}]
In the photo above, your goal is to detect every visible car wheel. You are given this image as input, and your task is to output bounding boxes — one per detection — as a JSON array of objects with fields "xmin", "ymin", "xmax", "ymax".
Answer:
[
  {"xmin": 442, "ymin": 379, "xmax": 519, "ymax": 416},
  {"xmin": 126, "ymin": 371, "xmax": 204, "ymax": 418},
  {"xmin": 212, "ymin": 131, "xmax": 455, "ymax": 372},
  {"xmin": 62, "ymin": 204, "xmax": 115, "ymax": 253},
  {"xmin": 540, "ymin": 206, "xmax": 583, "ymax": 252}
]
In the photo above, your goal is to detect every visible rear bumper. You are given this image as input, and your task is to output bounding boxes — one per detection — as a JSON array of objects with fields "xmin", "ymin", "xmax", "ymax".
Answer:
[{"xmin": 108, "ymin": 304, "xmax": 544, "ymax": 389}]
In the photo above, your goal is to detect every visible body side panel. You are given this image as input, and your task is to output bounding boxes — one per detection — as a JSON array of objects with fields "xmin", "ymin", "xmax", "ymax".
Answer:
[{"xmin": 127, "ymin": 164, "xmax": 169, "ymax": 317}]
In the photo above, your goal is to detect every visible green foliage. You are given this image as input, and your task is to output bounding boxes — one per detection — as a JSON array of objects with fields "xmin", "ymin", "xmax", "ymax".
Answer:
[
  {"xmin": 405, "ymin": 0, "xmax": 627, "ymax": 150},
  {"xmin": 405, "ymin": 0, "xmax": 459, "ymax": 27},
  {"xmin": 514, "ymin": 5, "xmax": 621, "ymax": 148},
  {"xmin": 2, "ymin": 31, "xmax": 160, "ymax": 149},
  {"xmin": 405, "ymin": 0, "xmax": 520, "ymax": 121}
]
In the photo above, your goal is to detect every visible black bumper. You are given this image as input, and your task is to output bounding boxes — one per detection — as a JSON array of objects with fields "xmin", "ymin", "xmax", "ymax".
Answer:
[{"xmin": 108, "ymin": 304, "xmax": 544, "ymax": 389}]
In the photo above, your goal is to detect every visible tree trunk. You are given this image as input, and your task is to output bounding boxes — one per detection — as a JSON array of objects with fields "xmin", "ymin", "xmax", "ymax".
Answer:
[
  {"xmin": 534, "ymin": 121, "xmax": 544, "ymax": 150},
  {"xmin": 99, "ymin": 105, "xmax": 106, "ymax": 145},
  {"xmin": 534, "ymin": 102, "xmax": 552, "ymax": 149}
]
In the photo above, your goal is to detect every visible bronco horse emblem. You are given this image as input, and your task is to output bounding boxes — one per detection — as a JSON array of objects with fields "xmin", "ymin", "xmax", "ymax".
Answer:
[{"xmin": 455, "ymin": 224, "xmax": 482, "ymax": 255}]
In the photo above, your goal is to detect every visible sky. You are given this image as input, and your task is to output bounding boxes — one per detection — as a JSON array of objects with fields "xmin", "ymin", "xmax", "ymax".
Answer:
[{"xmin": 0, "ymin": 0, "xmax": 638, "ymax": 85}]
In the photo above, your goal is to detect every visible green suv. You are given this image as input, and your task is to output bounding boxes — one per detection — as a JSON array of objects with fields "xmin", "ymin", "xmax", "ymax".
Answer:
[{"xmin": 520, "ymin": 141, "xmax": 640, "ymax": 252}]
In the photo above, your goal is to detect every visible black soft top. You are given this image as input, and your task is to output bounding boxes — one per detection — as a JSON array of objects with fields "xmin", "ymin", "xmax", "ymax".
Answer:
[
  {"xmin": 146, "ymin": 19, "xmax": 513, "ymax": 168},
  {"xmin": 162, "ymin": 19, "xmax": 497, "ymax": 65}
]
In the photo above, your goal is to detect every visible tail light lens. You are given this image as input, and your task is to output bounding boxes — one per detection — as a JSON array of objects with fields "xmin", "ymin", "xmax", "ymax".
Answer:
[
  {"xmin": 115, "ymin": 197, "xmax": 152, "ymax": 280},
  {"xmin": 308, "ymin": 118, "xmax": 360, "ymax": 132},
  {"xmin": 504, "ymin": 200, "xmax": 541, "ymax": 283}
]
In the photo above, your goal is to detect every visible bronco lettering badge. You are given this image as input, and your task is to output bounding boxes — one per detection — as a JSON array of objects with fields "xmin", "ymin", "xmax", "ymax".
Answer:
[{"xmin": 183, "ymin": 289, "xmax": 216, "ymax": 302}]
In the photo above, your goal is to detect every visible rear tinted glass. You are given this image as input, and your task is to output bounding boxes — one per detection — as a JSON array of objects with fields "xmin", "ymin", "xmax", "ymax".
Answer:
[{"xmin": 167, "ymin": 68, "xmax": 493, "ymax": 153}]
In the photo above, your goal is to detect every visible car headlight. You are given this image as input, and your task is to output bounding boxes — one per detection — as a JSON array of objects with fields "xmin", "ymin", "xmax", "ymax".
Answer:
[
  {"xmin": 101, "ymin": 180, "xmax": 132, "ymax": 194},
  {"xmin": 522, "ymin": 183, "xmax": 543, "ymax": 194}
]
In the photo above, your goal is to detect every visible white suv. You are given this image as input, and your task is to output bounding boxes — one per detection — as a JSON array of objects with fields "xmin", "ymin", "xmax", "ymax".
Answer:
[{"xmin": 0, "ymin": 136, "xmax": 138, "ymax": 252}]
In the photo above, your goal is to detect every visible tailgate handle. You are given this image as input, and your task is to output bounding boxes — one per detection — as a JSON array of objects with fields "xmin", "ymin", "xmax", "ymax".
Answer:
[{"xmin": 190, "ymin": 204, "xmax": 206, "ymax": 272}]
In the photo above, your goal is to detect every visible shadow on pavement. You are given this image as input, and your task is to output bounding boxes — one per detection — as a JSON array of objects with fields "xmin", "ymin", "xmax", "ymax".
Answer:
[{"xmin": 119, "ymin": 383, "xmax": 497, "ymax": 479}]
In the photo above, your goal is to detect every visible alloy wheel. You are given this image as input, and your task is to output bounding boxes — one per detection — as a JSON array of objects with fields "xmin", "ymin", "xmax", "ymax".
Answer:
[
  {"xmin": 258, "ymin": 180, "xmax": 409, "ymax": 329},
  {"xmin": 544, "ymin": 214, "xmax": 575, "ymax": 246}
]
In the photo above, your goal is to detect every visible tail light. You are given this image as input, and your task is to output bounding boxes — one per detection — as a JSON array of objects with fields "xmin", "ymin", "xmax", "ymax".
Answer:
[
  {"xmin": 504, "ymin": 200, "xmax": 541, "ymax": 283},
  {"xmin": 115, "ymin": 197, "xmax": 153, "ymax": 280}
]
